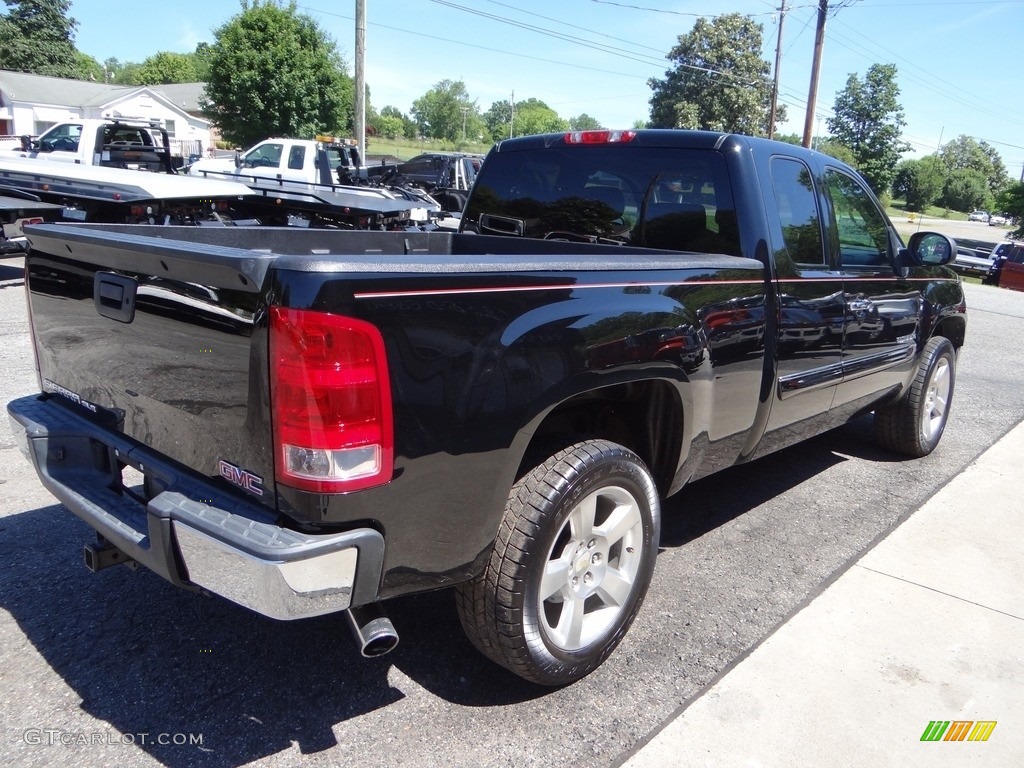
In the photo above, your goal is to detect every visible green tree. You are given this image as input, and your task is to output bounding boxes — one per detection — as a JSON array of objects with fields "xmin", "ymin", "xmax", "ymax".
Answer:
[
  {"xmin": 892, "ymin": 156, "xmax": 944, "ymax": 212},
  {"xmin": 202, "ymin": 0, "xmax": 352, "ymax": 147},
  {"xmin": 375, "ymin": 105, "xmax": 416, "ymax": 140},
  {"xmin": 411, "ymin": 79, "xmax": 481, "ymax": 141},
  {"xmin": 191, "ymin": 43, "xmax": 213, "ymax": 82},
  {"xmin": 938, "ymin": 135, "xmax": 1008, "ymax": 199},
  {"xmin": 569, "ymin": 113, "xmax": 603, "ymax": 131},
  {"xmin": 815, "ymin": 138, "xmax": 856, "ymax": 167},
  {"xmin": 73, "ymin": 51, "xmax": 103, "ymax": 81},
  {"xmin": 648, "ymin": 14, "xmax": 781, "ymax": 135},
  {"xmin": 0, "ymin": 0, "xmax": 78, "ymax": 77},
  {"xmin": 940, "ymin": 168, "xmax": 989, "ymax": 213},
  {"xmin": 134, "ymin": 51, "xmax": 199, "ymax": 85},
  {"xmin": 511, "ymin": 98, "xmax": 568, "ymax": 137},
  {"xmin": 115, "ymin": 60, "xmax": 145, "ymax": 85},
  {"xmin": 483, "ymin": 100, "xmax": 512, "ymax": 142},
  {"xmin": 995, "ymin": 182, "xmax": 1024, "ymax": 239},
  {"xmin": 482, "ymin": 97, "xmax": 571, "ymax": 141},
  {"xmin": 374, "ymin": 114, "xmax": 404, "ymax": 139},
  {"xmin": 100, "ymin": 57, "xmax": 125, "ymax": 82},
  {"xmin": 826, "ymin": 64, "xmax": 910, "ymax": 195}
]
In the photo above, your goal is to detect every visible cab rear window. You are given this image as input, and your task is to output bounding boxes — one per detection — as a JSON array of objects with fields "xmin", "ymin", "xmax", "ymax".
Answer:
[{"xmin": 462, "ymin": 145, "xmax": 739, "ymax": 256}]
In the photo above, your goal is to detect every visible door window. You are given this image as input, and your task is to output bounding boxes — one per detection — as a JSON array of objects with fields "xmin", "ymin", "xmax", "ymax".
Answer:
[
  {"xmin": 39, "ymin": 123, "xmax": 82, "ymax": 153},
  {"xmin": 244, "ymin": 143, "xmax": 283, "ymax": 169},
  {"xmin": 287, "ymin": 145, "xmax": 306, "ymax": 170},
  {"xmin": 770, "ymin": 157, "xmax": 824, "ymax": 266},
  {"xmin": 824, "ymin": 170, "xmax": 890, "ymax": 267}
]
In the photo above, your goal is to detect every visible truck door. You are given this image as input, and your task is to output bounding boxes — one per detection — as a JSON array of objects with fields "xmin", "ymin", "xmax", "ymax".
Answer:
[
  {"xmin": 823, "ymin": 167, "xmax": 922, "ymax": 415},
  {"xmin": 762, "ymin": 155, "xmax": 845, "ymax": 437}
]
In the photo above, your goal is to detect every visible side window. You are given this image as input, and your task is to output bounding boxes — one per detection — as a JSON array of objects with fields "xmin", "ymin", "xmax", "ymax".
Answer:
[
  {"xmin": 40, "ymin": 123, "xmax": 82, "ymax": 153},
  {"xmin": 770, "ymin": 157, "xmax": 824, "ymax": 266},
  {"xmin": 244, "ymin": 143, "xmax": 283, "ymax": 169},
  {"xmin": 824, "ymin": 169, "xmax": 890, "ymax": 267},
  {"xmin": 325, "ymin": 147, "xmax": 348, "ymax": 171},
  {"xmin": 401, "ymin": 158, "xmax": 436, "ymax": 176},
  {"xmin": 287, "ymin": 145, "xmax": 305, "ymax": 170}
]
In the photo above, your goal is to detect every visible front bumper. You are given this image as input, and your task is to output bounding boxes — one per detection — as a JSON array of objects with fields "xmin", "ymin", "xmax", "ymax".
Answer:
[{"xmin": 8, "ymin": 394, "xmax": 385, "ymax": 620}]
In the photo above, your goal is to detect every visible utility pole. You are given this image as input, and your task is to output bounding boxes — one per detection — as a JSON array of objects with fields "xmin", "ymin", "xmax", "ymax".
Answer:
[
  {"xmin": 768, "ymin": 0, "xmax": 787, "ymax": 139},
  {"xmin": 355, "ymin": 0, "xmax": 366, "ymax": 162},
  {"xmin": 461, "ymin": 106, "xmax": 470, "ymax": 140},
  {"xmin": 509, "ymin": 90, "xmax": 515, "ymax": 139},
  {"xmin": 802, "ymin": 0, "xmax": 827, "ymax": 148}
]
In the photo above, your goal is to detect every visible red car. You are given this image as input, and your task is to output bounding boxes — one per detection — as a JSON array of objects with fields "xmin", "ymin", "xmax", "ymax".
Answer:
[{"xmin": 984, "ymin": 241, "xmax": 1024, "ymax": 291}]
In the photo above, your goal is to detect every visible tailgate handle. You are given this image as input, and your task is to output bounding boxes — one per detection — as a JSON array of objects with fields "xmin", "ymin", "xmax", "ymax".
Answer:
[{"xmin": 94, "ymin": 272, "xmax": 137, "ymax": 323}]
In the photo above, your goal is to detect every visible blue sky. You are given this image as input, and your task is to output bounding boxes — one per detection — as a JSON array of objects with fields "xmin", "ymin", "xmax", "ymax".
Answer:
[{"xmin": 69, "ymin": 0, "xmax": 1024, "ymax": 175}]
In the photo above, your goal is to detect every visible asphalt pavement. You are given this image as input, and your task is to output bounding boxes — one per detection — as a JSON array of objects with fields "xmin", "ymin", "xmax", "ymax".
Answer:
[{"xmin": 1, "ymin": 255, "xmax": 1021, "ymax": 768}]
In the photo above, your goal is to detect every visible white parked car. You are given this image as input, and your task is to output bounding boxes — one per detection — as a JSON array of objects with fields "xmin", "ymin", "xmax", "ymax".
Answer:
[
  {"xmin": 989, "ymin": 213, "xmax": 1009, "ymax": 226},
  {"xmin": 968, "ymin": 210, "xmax": 989, "ymax": 222}
]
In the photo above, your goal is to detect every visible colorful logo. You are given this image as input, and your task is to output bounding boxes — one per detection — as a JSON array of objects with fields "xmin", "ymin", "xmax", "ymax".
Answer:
[{"xmin": 920, "ymin": 720, "xmax": 997, "ymax": 742}]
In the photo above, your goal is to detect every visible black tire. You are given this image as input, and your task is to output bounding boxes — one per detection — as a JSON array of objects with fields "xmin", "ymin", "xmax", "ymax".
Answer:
[
  {"xmin": 874, "ymin": 336, "xmax": 956, "ymax": 457},
  {"xmin": 454, "ymin": 440, "xmax": 660, "ymax": 686}
]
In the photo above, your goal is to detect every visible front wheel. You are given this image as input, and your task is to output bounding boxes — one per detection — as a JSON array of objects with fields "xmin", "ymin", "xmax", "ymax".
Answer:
[
  {"xmin": 874, "ymin": 336, "xmax": 956, "ymax": 457},
  {"xmin": 455, "ymin": 440, "xmax": 661, "ymax": 686}
]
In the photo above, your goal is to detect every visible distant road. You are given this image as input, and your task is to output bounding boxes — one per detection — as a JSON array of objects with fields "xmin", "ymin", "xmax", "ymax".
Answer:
[{"xmin": 892, "ymin": 213, "xmax": 1013, "ymax": 251}]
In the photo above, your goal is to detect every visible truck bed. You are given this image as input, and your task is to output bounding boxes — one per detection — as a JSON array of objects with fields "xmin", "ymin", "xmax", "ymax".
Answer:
[{"xmin": 19, "ymin": 222, "xmax": 763, "ymax": 589}]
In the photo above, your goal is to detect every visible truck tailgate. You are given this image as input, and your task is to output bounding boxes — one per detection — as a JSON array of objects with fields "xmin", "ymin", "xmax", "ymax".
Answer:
[{"xmin": 22, "ymin": 223, "xmax": 278, "ymax": 508}]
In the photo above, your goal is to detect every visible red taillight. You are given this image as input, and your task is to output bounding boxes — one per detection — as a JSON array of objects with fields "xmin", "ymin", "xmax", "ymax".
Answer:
[
  {"xmin": 269, "ymin": 306, "xmax": 393, "ymax": 493},
  {"xmin": 565, "ymin": 129, "xmax": 637, "ymax": 145}
]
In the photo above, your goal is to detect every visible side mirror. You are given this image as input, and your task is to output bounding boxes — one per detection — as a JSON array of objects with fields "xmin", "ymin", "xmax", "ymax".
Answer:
[
  {"xmin": 233, "ymin": 150, "xmax": 242, "ymax": 169},
  {"xmin": 903, "ymin": 231, "xmax": 956, "ymax": 267}
]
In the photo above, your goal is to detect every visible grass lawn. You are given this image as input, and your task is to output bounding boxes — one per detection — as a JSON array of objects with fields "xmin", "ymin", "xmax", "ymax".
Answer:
[
  {"xmin": 367, "ymin": 136, "xmax": 493, "ymax": 161},
  {"xmin": 886, "ymin": 200, "xmax": 969, "ymax": 223}
]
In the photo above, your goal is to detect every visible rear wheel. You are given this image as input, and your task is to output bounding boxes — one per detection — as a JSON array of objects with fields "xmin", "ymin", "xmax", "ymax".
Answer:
[
  {"xmin": 874, "ymin": 336, "xmax": 956, "ymax": 457},
  {"xmin": 455, "ymin": 440, "xmax": 660, "ymax": 685}
]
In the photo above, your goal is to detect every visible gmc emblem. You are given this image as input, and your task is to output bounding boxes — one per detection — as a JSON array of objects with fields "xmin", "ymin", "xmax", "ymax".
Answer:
[{"xmin": 217, "ymin": 459, "xmax": 265, "ymax": 496}]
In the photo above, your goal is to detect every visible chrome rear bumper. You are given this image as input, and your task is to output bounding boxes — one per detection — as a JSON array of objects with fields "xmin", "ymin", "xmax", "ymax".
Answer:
[{"xmin": 8, "ymin": 394, "xmax": 385, "ymax": 620}]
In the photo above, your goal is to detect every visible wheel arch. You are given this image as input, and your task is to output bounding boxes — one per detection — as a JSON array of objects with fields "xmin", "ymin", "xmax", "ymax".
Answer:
[
  {"xmin": 931, "ymin": 311, "xmax": 966, "ymax": 351},
  {"xmin": 511, "ymin": 376, "xmax": 689, "ymax": 499}
]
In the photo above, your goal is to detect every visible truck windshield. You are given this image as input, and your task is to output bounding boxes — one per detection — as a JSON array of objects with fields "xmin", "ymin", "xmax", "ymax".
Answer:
[{"xmin": 462, "ymin": 145, "xmax": 739, "ymax": 255}]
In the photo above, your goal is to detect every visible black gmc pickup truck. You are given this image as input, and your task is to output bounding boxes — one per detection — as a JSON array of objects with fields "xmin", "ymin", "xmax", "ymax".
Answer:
[{"xmin": 8, "ymin": 129, "xmax": 966, "ymax": 685}]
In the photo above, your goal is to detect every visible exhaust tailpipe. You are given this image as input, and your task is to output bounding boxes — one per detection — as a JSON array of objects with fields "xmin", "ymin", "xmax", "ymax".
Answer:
[{"xmin": 346, "ymin": 602, "xmax": 399, "ymax": 657}]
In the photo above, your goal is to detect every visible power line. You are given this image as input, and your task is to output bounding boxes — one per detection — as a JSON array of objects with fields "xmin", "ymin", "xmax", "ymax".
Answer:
[
  {"xmin": 825, "ymin": 15, "xmax": 1024, "ymax": 122},
  {"xmin": 587, "ymin": 0, "xmax": 775, "ymax": 17},
  {"xmin": 300, "ymin": 5, "xmax": 652, "ymax": 81},
  {"xmin": 483, "ymin": 0, "xmax": 666, "ymax": 56},
  {"xmin": 425, "ymin": 0, "xmax": 778, "ymax": 87},
  {"xmin": 299, "ymin": 1, "xmax": 1021, "ymax": 158}
]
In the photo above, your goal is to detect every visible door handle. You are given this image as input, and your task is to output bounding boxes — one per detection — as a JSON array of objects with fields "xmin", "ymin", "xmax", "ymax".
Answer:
[{"xmin": 94, "ymin": 272, "xmax": 137, "ymax": 323}]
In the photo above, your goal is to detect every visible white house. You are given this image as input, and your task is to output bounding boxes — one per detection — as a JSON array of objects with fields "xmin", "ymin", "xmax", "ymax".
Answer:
[{"xmin": 0, "ymin": 70, "xmax": 213, "ymax": 156}]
